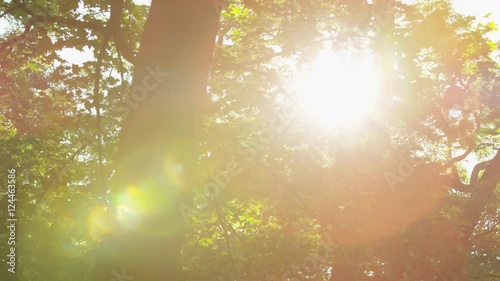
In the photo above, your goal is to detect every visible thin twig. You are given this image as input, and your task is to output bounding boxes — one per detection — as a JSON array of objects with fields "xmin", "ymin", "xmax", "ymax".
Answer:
[{"xmin": 215, "ymin": 200, "xmax": 239, "ymax": 281}]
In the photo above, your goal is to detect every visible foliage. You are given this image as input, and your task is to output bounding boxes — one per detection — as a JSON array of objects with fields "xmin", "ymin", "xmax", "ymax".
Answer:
[{"xmin": 0, "ymin": 0, "xmax": 499, "ymax": 280}]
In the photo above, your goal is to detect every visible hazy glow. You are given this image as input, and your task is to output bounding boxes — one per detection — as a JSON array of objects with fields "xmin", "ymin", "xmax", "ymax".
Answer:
[
  {"xmin": 117, "ymin": 204, "xmax": 136, "ymax": 222},
  {"xmin": 296, "ymin": 50, "xmax": 378, "ymax": 129},
  {"xmin": 163, "ymin": 140, "xmax": 201, "ymax": 188},
  {"xmin": 88, "ymin": 206, "xmax": 114, "ymax": 242},
  {"xmin": 400, "ymin": 0, "xmax": 500, "ymax": 41}
]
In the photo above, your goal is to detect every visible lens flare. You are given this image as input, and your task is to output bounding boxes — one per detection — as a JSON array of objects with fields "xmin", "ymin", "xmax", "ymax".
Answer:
[{"xmin": 295, "ymin": 49, "xmax": 379, "ymax": 129}]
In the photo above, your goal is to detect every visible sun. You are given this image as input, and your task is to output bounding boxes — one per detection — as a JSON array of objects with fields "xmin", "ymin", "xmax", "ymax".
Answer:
[{"xmin": 295, "ymin": 50, "xmax": 379, "ymax": 129}]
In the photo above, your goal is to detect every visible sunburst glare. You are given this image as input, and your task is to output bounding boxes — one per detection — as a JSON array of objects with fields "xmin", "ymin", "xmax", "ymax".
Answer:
[{"xmin": 295, "ymin": 49, "xmax": 379, "ymax": 129}]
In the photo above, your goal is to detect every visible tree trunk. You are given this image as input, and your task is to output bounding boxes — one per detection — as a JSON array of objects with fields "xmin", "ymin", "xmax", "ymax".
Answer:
[
  {"xmin": 94, "ymin": 1, "xmax": 221, "ymax": 280},
  {"xmin": 455, "ymin": 150, "xmax": 500, "ymax": 280},
  {"xmin": 461, "ymin": 150, "xmax": 500, "ymax": 243}
]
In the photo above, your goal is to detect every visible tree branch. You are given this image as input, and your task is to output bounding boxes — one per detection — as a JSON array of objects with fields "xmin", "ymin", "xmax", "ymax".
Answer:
[
  {"xmin": 215, "ymin": 200, "xmax": 240, "ymax": 281},
  {"xmin": 3, "ymin": 0, "xmax": 136, "ymax": 64},
  {"xmin": 108, "ymin": 0, "xmax": 136, "ymax": 64},
  {"xmin": 37, "ymin": 143, "xmax": 89, "ymax": 202},
  {"xmin": 0, "ymin": 22, "xmax": 33, "ymax": 57},
  {"xmin": 461, "ymin": 150, "xmax": 500, "ymax": 248},
  {"xmin": 451, "ymin": 146, "xmax": 474, "ymax": 163},
  {"xmin": 470, "ymin": 160, "xmax": 493, "ymax": 185},
  {"xmin": 439, "ymin": 174, "xmax": 471, "ymax": 193}
]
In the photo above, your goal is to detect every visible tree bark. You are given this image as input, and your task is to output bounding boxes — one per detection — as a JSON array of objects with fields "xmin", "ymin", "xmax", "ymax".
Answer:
[
  {"xmin": 461, "ymin": 150, "xmax": 500, "ymax": 242},
  {"xmin": 455, "ymin": 150, "xmax": 500, "ymax": 280},
  {"xmin": 94, "ymin": 1, "xmax": 221, "ymax": 280}
]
